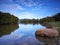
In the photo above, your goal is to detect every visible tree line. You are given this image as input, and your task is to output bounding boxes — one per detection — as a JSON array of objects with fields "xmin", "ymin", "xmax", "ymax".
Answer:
[
  {"xmin": 0, "ymin": 12, "xmax": 19, "ymax": 24},
  {"xmin": 20, "ymin": 13, "xmax": 60, "ymax": 24},
  {"xmin": 40, "ymin": 13, "xmax": 60, "ymax": 23}
]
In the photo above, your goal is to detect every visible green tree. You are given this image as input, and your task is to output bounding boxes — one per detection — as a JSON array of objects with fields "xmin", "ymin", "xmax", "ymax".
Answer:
[{"xmin": 0, "ymin": 12, "xmax": 19, "ymax": 24}]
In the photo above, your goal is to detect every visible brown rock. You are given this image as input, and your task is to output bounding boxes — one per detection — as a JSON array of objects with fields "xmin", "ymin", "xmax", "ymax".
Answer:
[
  {"xmin": 36, "ymin": 28, "xmax": 58, "ymax": 37},
  {"xmin": 44, "ymin": 28, "xmax": 58, "ymax": 37}
]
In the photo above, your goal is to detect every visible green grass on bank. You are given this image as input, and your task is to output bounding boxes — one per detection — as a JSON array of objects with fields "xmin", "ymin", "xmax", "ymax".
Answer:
[
  {"xmin": 48, "ymin": 21, "xmax": 60, "ymax": 37},
  {"xmin": 49, "ymin": 21, "xmax": 60, "ymax": 27}
]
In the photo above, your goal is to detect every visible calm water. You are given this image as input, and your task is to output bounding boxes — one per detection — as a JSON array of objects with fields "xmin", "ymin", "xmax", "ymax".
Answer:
[
  {"xmin": 0, "ymin": 24, "xmax": 45, "ymax": 45},
  {"xmin": 0, "ymin": 24, "xmax": 59, "ymax": 45}
]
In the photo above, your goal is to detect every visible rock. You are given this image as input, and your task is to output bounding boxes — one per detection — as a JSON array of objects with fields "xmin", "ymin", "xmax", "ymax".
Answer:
[
  {"xmin": 44, "ymin": 28, "xmax": 58, "ymax": 37},
  {"xmin": 35, "ymin": 28, "xmax": 46, "ymax": 37},
  {"xmin": 36, "ymin": 28, "xmax": 58, "ymax": 37}
]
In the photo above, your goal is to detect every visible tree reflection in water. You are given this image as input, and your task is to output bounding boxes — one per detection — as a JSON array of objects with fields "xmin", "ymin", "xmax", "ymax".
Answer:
[{"xmin": 0, "ymin": 24, "xmax": 19, "ymax": 37}]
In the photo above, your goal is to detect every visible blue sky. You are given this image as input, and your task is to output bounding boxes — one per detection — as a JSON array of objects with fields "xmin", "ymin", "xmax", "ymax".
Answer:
[{"xmin": 0, "ymin": 0, "xmax": 60, "ymax": 19}]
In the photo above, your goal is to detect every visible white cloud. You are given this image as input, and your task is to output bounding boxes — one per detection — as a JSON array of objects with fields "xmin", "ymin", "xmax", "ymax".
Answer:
[
  {"xmin": 0, "ymin": 3, "xmax": 24, "ymax": 11},
  {"xmin": 18, "ymin": 12, "xmax": 40, "ymax": 19},
  {"xmin": 16, "ymin": 0, "xmax": 43, "ymax": 8},
  {"xmin": 13, "ymin": 4, "xmax": 24, "ymax": 10},
  {"xmin": 19, "ymin": 12, "xmax": 33, "ymax": 19}
]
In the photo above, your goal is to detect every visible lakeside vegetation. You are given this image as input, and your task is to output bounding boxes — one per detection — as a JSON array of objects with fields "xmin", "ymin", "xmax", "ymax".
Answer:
[
  {"xmin": 0, "ymin": 12, "xmax": 19, "ymax": 24},
  {"xmin": 48, "ymin": 21, "xmax": 60, "ymax": 35},
  {"xmin": 39, "ymin": 13, "xmax": 60, "ymax": 28},
  {"xmin": 40, "ymin": 13, "xmax": 60, "ymax": 23},
  {"xmin": 20, "ymin": 13, "xmax": 60, "ymax": 25},
  {"xmin": 20, "ymin": 19, "xmax": 40, "ymax": 25}
]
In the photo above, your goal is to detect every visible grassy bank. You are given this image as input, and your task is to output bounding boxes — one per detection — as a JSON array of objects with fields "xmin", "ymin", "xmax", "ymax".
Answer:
[
  {"xmin": 48, "ymin": 21, "xmax": 60, "ymax": 37},
  {"xmin": 48, "ymin": 21, "xmax": 60, "ymax": 27}
]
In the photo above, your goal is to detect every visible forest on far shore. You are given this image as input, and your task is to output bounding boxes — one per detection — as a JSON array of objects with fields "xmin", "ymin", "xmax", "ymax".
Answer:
[
  {"xmin": 20, "ymin": 13, "xmax": 60, "ymax": 24},
  {"xmin": 0, "ymin": 11, "xmax": 60, "ymax": 25}
]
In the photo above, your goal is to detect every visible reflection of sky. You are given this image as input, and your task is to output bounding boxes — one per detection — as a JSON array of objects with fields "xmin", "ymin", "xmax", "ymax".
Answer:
[
  {"xmin": 0, "ymin": 24, "xmax": 45, "ymax": 45},
  {"xmin": 0, "ymin": 0, "xmax": 60, "ymax": 19}
]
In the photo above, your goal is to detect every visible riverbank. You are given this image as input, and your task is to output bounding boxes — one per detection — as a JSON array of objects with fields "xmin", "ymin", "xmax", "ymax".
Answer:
[
  {"xmin": 48, "ymin": 21, "xmax": 60, "ymax": 36},
  {"xmin": 40, "ymin": 21, "xmax": 60, "ymax": 37}
]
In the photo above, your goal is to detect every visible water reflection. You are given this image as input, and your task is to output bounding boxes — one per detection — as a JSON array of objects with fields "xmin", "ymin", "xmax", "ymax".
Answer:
[
  {"xmin": 35, "ymin": 36, "xmax": 55, "ymax": 45},
  {"xmin": 0, "ymin": 24, "xmax": 19, "ymax": 37},
  {"xmin": 0, "ymin": 24, "xmax": 45, "ymax": 45},
  {"xmin": 20, "ymin": 22, "xmax": 40, "ymax": 25},
  {"xmin": 1, "ymin": 23, "xmax": 60, "ymax": 45}
]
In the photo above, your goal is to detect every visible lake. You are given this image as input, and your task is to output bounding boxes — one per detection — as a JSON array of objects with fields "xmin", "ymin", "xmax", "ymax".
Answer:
[
  {"xmin": 0, "ymin": 24, "xmax": 43, "ymax": 45},
  {"xmin": 0, "ymin": 24, "xmax": 59, "ymax": 45}
]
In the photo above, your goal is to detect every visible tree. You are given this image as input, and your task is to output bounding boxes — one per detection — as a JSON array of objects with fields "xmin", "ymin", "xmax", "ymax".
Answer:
[{"xmin": 0, "ymin": 12, "xmax": 19, "ymax": 24}]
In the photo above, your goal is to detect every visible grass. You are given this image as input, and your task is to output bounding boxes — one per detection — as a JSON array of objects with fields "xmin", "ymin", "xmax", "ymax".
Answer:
[
  {"xmin": 48, "ymin": 21, "xmax": 60, "ymax": 38},
  {"xmin": 49, "ymin": 21, "xmax": 60, "ymax": 27}
]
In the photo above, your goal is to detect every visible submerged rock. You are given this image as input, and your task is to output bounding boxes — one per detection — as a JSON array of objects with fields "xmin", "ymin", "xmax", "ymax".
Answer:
[
  {"xmin": 36, "ymin": 28, "xmax": 58, "ymax": 37},
  {"xmin": 56, "ymin": 40, "xmax": 60, "ymax": 45}
]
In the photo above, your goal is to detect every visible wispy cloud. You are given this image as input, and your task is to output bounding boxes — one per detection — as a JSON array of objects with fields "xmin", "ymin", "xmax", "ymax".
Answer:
[
  {"xmin": 13, "ymin": 4, "xmax": 24, "ymax": 10},
  {"xmin": 18, "ymin": 12, "xmax": 41, "ymax": 19},
  {"xmin": 0, "ymin": 0, "xmax": 13, "ymax": 4},
  {"xmin": 14, "ymin": 0, "xmax": 45, "ymax": 8},
  {"xmin": 0, "ymin": 3, "xmax": 24, "ymax": 11}
]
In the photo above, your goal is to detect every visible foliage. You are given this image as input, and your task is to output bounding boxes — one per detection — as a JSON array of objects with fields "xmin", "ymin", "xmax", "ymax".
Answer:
[
  {"xmin": 0, "ymin": 12, "xmax": 19, "ymax": 24},
  {"xmin": 20, "ymin": 19, "xmax": 40, "ymax": 25},
  {"xmin": 53, "ymin": 13, "xmax": 60, "ymax": 21},
  {"xmin": 40, "ymin": 13, "xmax": 60, "ymax": 23},
  {"xmin": 39, "ymin": 13, "xmax": 60, "ymax": 27}
]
